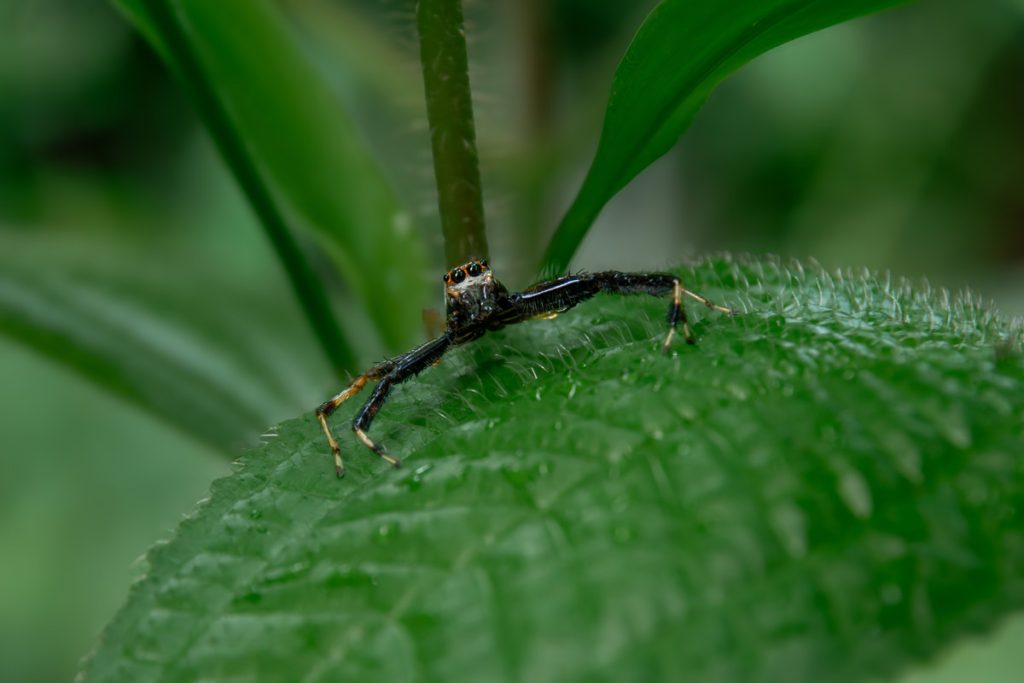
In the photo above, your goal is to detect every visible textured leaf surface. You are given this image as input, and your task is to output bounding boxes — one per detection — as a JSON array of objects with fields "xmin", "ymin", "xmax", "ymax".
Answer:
[
  {"xmin": 80, "ymin": 258, "xmax": 1024, "ymax": 682},
  {"xmin": 540, "ymin": 0, "xmax": 910, "ymax": 277}
]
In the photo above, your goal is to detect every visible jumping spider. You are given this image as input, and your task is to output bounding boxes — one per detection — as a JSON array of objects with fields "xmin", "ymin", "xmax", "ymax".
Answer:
[{"xmin": 316, "ymin": 260, "xmax": 733, "ymax": 477}]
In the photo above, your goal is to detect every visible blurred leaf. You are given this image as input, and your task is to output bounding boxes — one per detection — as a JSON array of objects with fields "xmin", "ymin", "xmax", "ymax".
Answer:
[
  {"xmin": 79, "ymin": 257, "xmax": 1024, "ymax": 682},
  {"xmin": 539, "ymin": 0, "xmax": 911, "ymax": 278},
  {"xmin": 113, "ymin": 0, "xmax": 428, "ymax": 351},
  {"xmin": 283, "ymin": 0, "xmax": 438, "ymax": 240},
  {"xmin": 774, "ymin": 3, "xmax": 1019, "ymax": 274},
  {"xmin": 0, "ymin": 236, "xmax": 331, "ymax": 453},
  {"xmin": 284, "ymin": 0, "xmax": 421, "ymax": 115}
]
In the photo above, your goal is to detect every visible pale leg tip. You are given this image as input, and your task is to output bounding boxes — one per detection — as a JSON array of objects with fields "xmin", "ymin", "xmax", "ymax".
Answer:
[
  {"xmin": 662, "ymin": 328, "xmax": 676, "ymax": 352},
  {"xmin": 335, "ymin": 466, "xmax": 346, "ymax": 479},
  {"xmin": 379, "ymin": 451, "xmax": 401, "ymax": 468}
]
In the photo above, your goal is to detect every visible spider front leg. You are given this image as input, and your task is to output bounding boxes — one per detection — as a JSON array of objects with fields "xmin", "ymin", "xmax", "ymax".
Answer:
[
  {"xmin": 316, "ymin": 335, "xmax": 451, "ymax": 477},
  {"xmin": 348, "ymin": 374, "xmax": 405, "ymax": 470},
  {"xmin": 316, "ymin": 363, "xmax": 391, "ymax": 477},
  {"xmin": 350, "ymin": 334, "xmax": 451, "ymax": 468}
]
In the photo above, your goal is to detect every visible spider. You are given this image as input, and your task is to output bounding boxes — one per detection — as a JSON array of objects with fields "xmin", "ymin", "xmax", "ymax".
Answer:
[{"xmin": 315, "ymin": 260, "xmax": 733, "ymax": 477}]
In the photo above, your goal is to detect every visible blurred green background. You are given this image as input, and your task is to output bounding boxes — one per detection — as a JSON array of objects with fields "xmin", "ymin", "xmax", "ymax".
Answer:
[{"xmin": 1, "ymin": 0, "xmax": 1021, "ymax": 681}]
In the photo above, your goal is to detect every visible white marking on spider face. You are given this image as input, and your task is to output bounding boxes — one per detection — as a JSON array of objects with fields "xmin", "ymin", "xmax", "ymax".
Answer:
[{"xmin": 446, "ymin": 271, "xmax": 493, "ymax": 298}]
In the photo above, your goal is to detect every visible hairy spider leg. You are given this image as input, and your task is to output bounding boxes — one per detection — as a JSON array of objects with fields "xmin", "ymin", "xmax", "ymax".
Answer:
[
  {"xmin": 681, "ymin": 288, "xmax": 734, "ymax": 314},
  {"xmin": 317, "ymin": 335, "xmax": 453, "ymax": 476},
  {"xmin": 510, "ymin": 271, "xmax": 731, "ymax": 352},
  {"xmin": 350, "ymin": 334, "xmax": 453, "ymax": 467},
  {"xmin": 662, "ymin": 279, "xmax": 691, "ymax": 351},
  {"xmin": 316, "ymin": 360, "xmax": 394, "ymax": 477}
]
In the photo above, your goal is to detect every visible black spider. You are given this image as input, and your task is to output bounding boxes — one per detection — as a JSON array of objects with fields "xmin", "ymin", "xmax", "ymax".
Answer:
[{"xmin": 316, "ymin": 260, "xmax": 733, "ymax": 477}]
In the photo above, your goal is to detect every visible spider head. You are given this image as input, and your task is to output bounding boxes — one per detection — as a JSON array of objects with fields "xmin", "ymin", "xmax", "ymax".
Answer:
[{"xmin": 443, "ymin": 259, "xmax": 505, "ymax": 328}]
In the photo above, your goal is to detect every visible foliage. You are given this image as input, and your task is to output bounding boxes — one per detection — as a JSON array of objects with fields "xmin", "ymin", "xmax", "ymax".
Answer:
[
  {"xmin": 538, "ymin": 0, "xmax": 910, "ymax": 278},
  {"xmin": 5, "ymin": 0, "xmax": 1022, "ymax": 680},
  {"xmin": 117, "ymin": 0, "xmax": 428, "ymax": 357},
  {"xmin": 0, "ymin": 237, "xmax": 307, "ymax": 451},
  {"xmin": 0, "ymin": 0, "xmax": 915, "ymax": 451},
  {"xmin": 78, "ymin": 258, "xmax": 1024, "ymax": 681}
]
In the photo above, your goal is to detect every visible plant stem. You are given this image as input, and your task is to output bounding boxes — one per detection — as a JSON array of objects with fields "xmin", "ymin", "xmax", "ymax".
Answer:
[
  {"xmin": 416, "ymin": 0, "xmax": 490, "ymax": 265},
  {"xmin": 141, "ymin": 0, "xmax": 355, "ymax": 380}
]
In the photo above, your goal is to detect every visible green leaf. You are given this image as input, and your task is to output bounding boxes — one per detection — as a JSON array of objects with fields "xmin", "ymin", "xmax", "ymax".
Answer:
[
  {"xmin": 539, "ymin": 0, "xmax": 912, "ymax": 278},
  {"xmin": 114, "ymin": 0, "xmax": 428, "ymax": 351},
  {"xmin": 0, "ymin": 238, "xmax": 331, "ymax": 453},
  {"xmin": 79, "ymin": 258, "xmax": 1024, "ymax": 682}
]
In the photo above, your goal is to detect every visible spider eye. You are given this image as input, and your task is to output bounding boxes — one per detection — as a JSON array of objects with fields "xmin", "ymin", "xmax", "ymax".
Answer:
[
  {"xmin": 467, "ymin": 262, "xmax": 481, "ymax": 277},
  {"xmin": 443, "ymin": 272, "xmax": 450, "ymax": 282},
  {"xmin": 481, "ymin": 259, "xmax": 488, "ymax": 270},
  {"xmin": 451, "ymin": 268, "xmax": 466, "ymax": 283}
]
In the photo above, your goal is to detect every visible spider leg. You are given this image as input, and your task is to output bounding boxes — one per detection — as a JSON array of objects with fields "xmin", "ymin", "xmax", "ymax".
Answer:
[
  {"xmin": 663, "ymin": 278, "xmax": 694, "ymax": 350},
  {"xmin": 513, "ymin": 271, "xmax": 730, "ymax": 352},
  {"xmin": 315, "ymin": 363, "xmax": 390, "ymax": 478},
  {"xmin": 681, "ymin": 288, "xmax": 734, "ymax": 315},
  {"xmin": 350, "ymin": 334, "xmax": 452, "ymax": 469}
]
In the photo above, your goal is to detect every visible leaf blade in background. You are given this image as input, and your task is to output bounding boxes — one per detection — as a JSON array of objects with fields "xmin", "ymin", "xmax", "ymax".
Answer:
[
  {"xmin": 114, "ymin": 0, "xmax": 428, "ymax": 352},
  {"xmin": 122, "ymin": 0, "xmax": 357, "ymax": 379},
  {"xmin": 0, "ymin": 236, "xmax": 333, "ymax": 454},
  {"xmin": 538, "ymin": 0, "xmax": 911, "ymax": 278},
  {"xmin": 78, "ymin": 257, "xmax": 1024, "ymax": 682}
]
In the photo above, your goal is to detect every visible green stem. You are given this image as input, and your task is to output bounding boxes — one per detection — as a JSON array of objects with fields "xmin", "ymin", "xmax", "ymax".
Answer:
[
  {"xmin": 416, "ymin": 0, "xmax": 490, "ymax": 265},
  {"xmin": 141, "ymin": 0, "xmax": 355, "ymax": 380}
]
